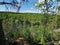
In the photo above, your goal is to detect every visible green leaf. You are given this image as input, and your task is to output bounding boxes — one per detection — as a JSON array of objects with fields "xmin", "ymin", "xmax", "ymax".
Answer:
[
  {"xmin": 58, "ymin": 6, "xmax": 60, "ymax": 10},
  {"xmin": 58, "ymin": 0, "xmax": 60, "ymax": 1}
]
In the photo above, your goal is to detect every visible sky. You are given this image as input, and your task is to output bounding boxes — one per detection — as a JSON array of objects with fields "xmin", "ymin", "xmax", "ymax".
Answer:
[
  {"xmin": 20, "ymin": 0, "xmax": 39, "ymax": 13},
  {"xmin": 0, "ymin": 0, "xmax": 59, "ymax": 13}
]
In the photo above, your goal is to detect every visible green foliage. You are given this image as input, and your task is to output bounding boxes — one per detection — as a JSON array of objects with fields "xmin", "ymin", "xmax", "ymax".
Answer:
[
  {"xmin": 36, "ymin": 0, "xmax": 55, "ymax": 13},
  {"xmin": 58, "ymin": 6, "xmax": 60, "ymax": 10},
  {"xmin": 57, "ymin": 15, "xmax": 60, "ymax": 28},
  {"xmin": 0, "ymin": 12, "xmax": 60, "ymax": 45},
  {"xmin": 58, "ymin": 0, "xmax": 60, "ymax": 1}
]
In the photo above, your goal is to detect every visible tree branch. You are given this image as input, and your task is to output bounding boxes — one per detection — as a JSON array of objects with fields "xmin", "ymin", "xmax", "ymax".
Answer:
[{"xmin": 0, "ymin": 2, "xmax": 19, "ymax": 7}]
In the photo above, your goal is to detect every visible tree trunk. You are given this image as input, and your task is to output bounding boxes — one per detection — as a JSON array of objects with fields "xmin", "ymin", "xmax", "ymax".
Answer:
[
  {"xmin": 0, "ymin": 19, "xmax": 6, "ymax": 45},
  {"xmin": 45, "ymin": 0, "xmax": 49, "ymax": 13}
]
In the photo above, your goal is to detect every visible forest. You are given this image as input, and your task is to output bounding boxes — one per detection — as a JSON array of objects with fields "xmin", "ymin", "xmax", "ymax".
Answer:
[
  {"xmin": 0, "ymin": 12, "xmax": 60, "ymax": 45},
  {"xmin": 0, "ymin": 0, "xmax": 60, "ymax": 45}
]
